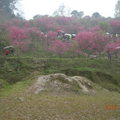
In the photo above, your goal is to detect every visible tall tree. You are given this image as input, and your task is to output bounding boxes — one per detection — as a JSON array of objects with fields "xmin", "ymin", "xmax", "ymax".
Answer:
[
  {"xmin": 0, "ymin": 0, "xmax": 19, "ymax": 22},
  {"xmin": 52, "ymin": 4, "xmax": 71, "ymax": 16},
  {"xmin": 0, "ymin": 0, "xmax": 19, "ymax": 15},
  {"xmin": 92, "ymin": 12, "xmax": 101, "ymax": 18},
  {"xmin": 115, "ymin": 0, "xmax": 120, "ymax": 18},
  {"xmin": 71, "ymin": 10, "xmax": 84, "ymax": 18}
]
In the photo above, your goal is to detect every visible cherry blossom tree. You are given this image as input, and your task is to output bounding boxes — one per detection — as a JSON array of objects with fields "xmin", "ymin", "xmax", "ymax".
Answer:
[
  {"xmin": 8, "ymin": 26, "xmax": 30, "ymax": 51},
  {"xmin": 75, "ymin": 31, "xmax": 109, "ymax": 56},
  {"xmin": 48, "ymin": 40, "xmax": 71, "ymax": 55}
]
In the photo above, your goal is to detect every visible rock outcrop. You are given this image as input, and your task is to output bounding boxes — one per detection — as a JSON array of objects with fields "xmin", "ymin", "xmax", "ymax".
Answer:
[{"xmin": 27, "ymin": 73, "xmax": 99, "ymax": 95}]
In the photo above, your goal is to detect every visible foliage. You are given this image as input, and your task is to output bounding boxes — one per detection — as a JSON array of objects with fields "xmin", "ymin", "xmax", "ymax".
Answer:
[
  {"xmin": 0, "ymin": 16, "xmax": 119, "ymax": 57},
  {"xmin": 48, "ymin": 40, "xmax": 71, "ymax": 55},
  {"xmin": 75, "ymin": 30, "xmax": 109, "ymax": 55},
  {"xmin": 111, "ymin": 20, "xmax": 120, "ymax": 34},
  {"xmin": 115, "ymin": 0, "xmax": 120, "ymax": 18},
  {"xmin": 8, "ymin": 26, "xmax": 30, "ymax": 51},
  {"xmin": 0, "ymin": 0, "xmax": 18, "ymax": 12},
  {"xmin": 92, "ymin": 12, "xmax": 102, "ymax": 18},
  {"xmin": 71, "ymin": 10, "xmax": 84, "ymax": 18},
  {"xmin": 0, "ymin": 27, "xmax": 10, "ymax": 54},
  {"xmin": 0, "ymin": 57, "xmax": 120, "ymax": 91},
  {"xmin": 106, "ymin": 38, "xmax": 120, "ymax": 52},
  {"xmin": 0, "ymin": 0, "xmax": 20, "ymax": 22}
]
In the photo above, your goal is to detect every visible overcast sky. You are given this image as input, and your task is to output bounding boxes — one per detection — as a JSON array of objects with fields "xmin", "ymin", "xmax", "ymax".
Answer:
[{"xmin": 18, "ymin": 0, "xmax": 118, "ymax": 19}]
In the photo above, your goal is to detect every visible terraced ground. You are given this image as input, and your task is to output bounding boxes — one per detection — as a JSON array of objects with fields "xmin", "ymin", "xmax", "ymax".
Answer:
[
  {"xmin": 0, "ymin": 57, "xmax": 120, "ymax": 120},
  {"xmin": 0, "ymin": 74, "xmax": 120, "ymax": 120}
]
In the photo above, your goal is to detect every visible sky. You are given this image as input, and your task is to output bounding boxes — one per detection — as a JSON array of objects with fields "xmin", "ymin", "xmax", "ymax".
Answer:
[{"xmin": 18, "ymin": 0, "xmax": 118, "ymax": 19}]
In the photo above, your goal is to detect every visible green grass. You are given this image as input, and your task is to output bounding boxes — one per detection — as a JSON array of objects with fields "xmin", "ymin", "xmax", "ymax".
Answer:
[
  {"xmin": 0, "ymin": 57, "xmax": 120, "ymax": 92},
  {"xmin": 0, "ymin": 72, "xmax": 41, "ymax": 97},
  {"xmin": 60, "ymin": 67, "xmax": 120, "ymax": 91},
  {"xmin": 0, "ymin": 91, "xmax": 120, "ymax": 120},
  {"xmin": 0, "ymin": 57, "xmax": 120, "ymax": 120}
]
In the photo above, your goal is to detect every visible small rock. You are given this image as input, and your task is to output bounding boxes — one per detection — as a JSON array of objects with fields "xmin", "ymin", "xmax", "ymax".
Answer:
[{"xmin": 18, "ymin": 97, "xmax": 24, "ymax": 102}]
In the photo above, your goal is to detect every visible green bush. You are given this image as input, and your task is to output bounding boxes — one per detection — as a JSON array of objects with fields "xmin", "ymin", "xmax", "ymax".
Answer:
[{"xmin": 0, "ymin": 79, "xmax": 8, "ymax": 88}]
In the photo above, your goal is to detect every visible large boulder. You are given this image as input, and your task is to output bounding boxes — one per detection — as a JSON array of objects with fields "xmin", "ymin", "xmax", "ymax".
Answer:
[{"xmin": 27, "ymin": 73, "xmax": 102, "ymax": 95}]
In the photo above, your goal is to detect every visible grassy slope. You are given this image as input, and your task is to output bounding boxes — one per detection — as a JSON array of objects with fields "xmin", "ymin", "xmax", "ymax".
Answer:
[
  {"xmin": 0, "ymin": 57, "xmax": 120, "ymax": 120},
  {"xmin": 0, "ymin": 57, "xmax": 120, "ymax": 91},
  {"xmin": 43, "ymin": 58, "xmax": 120, "ymax": 92},
  {"xmin": 0, "ymin": 77, "xmax": 120, "ymax": 120}
]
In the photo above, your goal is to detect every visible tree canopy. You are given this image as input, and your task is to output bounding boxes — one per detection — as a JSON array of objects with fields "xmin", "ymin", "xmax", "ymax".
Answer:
[
  {"xmin": 92, "ymin": 12, "xmax": 101, "ymax": 18},
  {"xmin": 0, "ymin": 0, "xmax": 19, "ymax": 15},
  {"xmin": 0, "ymin": 0, "xmax": 20, "ymax": 22},
  {"xmin": 71, "ymin": 10, "xmax": 84, "ymax": 18},
  {"xmin": 115, "ymin": 0, "xmax": 120, "ymax": 18}
]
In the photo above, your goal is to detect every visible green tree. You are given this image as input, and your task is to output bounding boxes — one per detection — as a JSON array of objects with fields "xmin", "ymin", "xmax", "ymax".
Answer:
[
  {"xmin": 33, "ymin": 15, "xmax": 43, "ymax": 19},
  {"xmin": 0, "ymin": 0, "xmax": 19, "ymax": 22},
  {"xmin": 115, "ymin": 0, "xmax": 120, "ymax": 18},
  {"xmin": 92, "ymin": 12, "xmax": 101, "ymax": 18},
  {"xmin": 0, "ymin": 0, "xmax": 19, "ymax": 15},
  {"xmin": 71, "ymin": 10, "xmax": 84, "ymax": 18}
]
